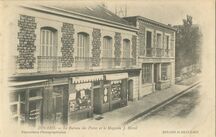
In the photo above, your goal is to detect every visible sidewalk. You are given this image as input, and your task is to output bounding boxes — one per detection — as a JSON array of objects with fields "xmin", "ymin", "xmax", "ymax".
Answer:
[{"xmin": 72, "ymin": 75, "xmax": 201, "ymax": 126}]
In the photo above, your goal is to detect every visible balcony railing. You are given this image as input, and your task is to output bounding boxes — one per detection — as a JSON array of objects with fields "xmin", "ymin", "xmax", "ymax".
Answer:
[
  {"xmin": 38, "ymin": 56, "xmax": 62, "ymax": 72},
  {"xmin": 146, "ymin": 48, "xmax": 155, "ymax": 57},
  {"xmin": 101, "ymin": 57, "xmax": 115, "ymax": 69},
  {"xmin": 121, "ymin": 58, "xmax": 135, "ymax": 68},
  {"xmin": 35, "ymin": 56, "xmax": 136, "ymax": 73},
  {"xmin": 145, "ymin": 48, "xmax": 174, "ymax": 57},
  {"xmin": 74, "ymin": 57, "xmax": 92, "ymax": 70},
  {"xmin": 156, "ymin": 48, "xmax": 164, "ymax": 57}
]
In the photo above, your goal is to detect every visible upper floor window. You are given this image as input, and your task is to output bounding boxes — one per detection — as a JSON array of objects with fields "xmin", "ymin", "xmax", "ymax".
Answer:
[
  {"xmin": 156, "ymin": 33, "xmax": 162, "ymax": 48},
  {"xmin": 123, "ymin": 39, "xmax": 130, "ymax": 58},
  {"xmin": 40, "ymin": 27, "xmax": 57, "ymax": 56},
  {"xmin": 103, "ymin": 36, "xmax": 113, "ymax": 58},
  {"xmin": 77, "ymin": 32, "xmax": 89, "ymax": 58},
  {"xmin": 165, "ymin": 35, "xmax": 170, "ymax": 50},
  {"xmin": 146, "ymin": 31, "xmax": 152, "ymax": 48}
]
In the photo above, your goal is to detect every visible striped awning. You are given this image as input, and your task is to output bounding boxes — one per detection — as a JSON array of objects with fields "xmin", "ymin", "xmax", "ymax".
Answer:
[{"xmin": 72, "ymin": 75, "xmax": 103, "ymax": 84}]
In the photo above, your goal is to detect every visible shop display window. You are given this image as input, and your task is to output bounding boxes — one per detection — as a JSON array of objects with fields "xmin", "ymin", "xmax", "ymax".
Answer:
[
  {"xmin": 9, "ymin": 91, "xmax": 26, "ymax": 123},
  {"xmin": 69, "ymin": 89, "xmax": 91, "ymax": 112},
  {"xmin": 111, "ymin": 81, "xmax": 122, "ymax": 101}
]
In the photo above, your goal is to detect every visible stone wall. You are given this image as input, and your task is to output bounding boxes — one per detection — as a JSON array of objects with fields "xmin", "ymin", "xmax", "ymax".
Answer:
[
  {"xmin": 140, "ymin": 84, "xmax": 154, "ymax": 97},
  {"xmin": 129, "ymin": 76, "xmax": 139, "ymax": 100},
  {"xmin": 114, "ymin": 32, "xmax": 121, "ymax": 66},
  {"xmin": 92, "ymin": 28, "xmax": 101, "ymax": 67},
  {"xmin": 61, "ymin": 23, "xmax": 75, "ymax": 67},
  {"xmin": 17, "ymin": 15, "xmax": 37, "ymax": 69}
]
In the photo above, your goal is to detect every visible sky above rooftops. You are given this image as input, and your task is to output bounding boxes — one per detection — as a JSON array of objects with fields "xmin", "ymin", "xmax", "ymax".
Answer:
[{"xmin": 37, "ymin": 0, "xmax": 212, "ymax": 28}]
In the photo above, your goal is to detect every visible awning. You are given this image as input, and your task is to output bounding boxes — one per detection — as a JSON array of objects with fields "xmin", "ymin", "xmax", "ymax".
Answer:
[
  {"xmin": 10, "ymin": 80, "xmax": 48, "ymax": 87},
  {"xmin": 105, "ymin": 73, "xmax": 128, "ymax": 80},
  {"xmin": 72, "ymin": 75, "xmax": 103, "ymax": 84}
]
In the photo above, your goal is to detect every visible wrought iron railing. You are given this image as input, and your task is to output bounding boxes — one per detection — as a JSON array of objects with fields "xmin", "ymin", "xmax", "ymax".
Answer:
[
  {"xmin": 121, "ymin": 58, "xmax": 134, "ymax": 68},
  {"xmin": 37, "ymin": 56, "xmax": 62, "ymax": 72},
  {"xmin": 155, "ymin": 48, "xmax": 164, "ymax": 57},
  {"xmin": 101, "ymin": 57, "xmax": 114, "ymax": 69},
  {"xmin": 15, "ymin": 56, "xmax": 136, "ymax": 73},
  {"xmin": 146, "ymin": 48, "xmax": 155, "ymax": 57},
  {"xmin": 74, "ymin": 57, "xmax": 93, "ymax": 70}
]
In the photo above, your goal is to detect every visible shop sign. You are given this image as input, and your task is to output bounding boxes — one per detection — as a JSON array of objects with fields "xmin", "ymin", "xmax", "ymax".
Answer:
[
  {"xmin": 72, "ymin": 75, "xmax": 103, "ymax": 84},
  {"xmin": 111, "ymin": 80, "xmax": 122, "ymax": 84},
  {"xmin": 105, "ymin": 73, "xmax": 128, "ymax": 80},
  {"xmin": 75, "ymin": 83, "xmax": 92, "ymax": 91},
  {"xmin": 69, "ymin": 93, "xmax": 76, "ymax": 100}
]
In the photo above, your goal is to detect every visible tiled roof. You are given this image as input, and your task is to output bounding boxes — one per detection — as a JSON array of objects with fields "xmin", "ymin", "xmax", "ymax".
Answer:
[{"xmin": 52, "ymin": 4, "xmax": 131, "ymax": 26}]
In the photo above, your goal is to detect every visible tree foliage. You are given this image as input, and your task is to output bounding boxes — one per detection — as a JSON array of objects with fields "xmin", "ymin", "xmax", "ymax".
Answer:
[{"xmin": 175, "ymin": 15, "xmax": 202, "ymax": 76}]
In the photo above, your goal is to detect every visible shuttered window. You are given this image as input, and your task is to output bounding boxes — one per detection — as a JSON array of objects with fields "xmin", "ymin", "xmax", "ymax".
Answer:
[
  {"xmin": 103, "ymin": 36, "xmax": 112, "ymax": 57},
  {"xmin": 123, "ymin": 39, "xmax": 130, "ymax": 58},
  {"xmin": 40, "ymin": 28, "xmax": 57, "ymax": 56},
  {"xmin": 77, "ymin": 33, "xmax": 89, "ymax": 58}
]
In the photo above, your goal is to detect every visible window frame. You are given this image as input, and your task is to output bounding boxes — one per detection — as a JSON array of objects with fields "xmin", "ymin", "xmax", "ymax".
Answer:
[
  {"xmin": 156, "ymin": 31, "xmax": 163, "ymax": 48},
  {"xmin": 102, "ymin": 36, "xmax": 113, "ymax": 58},
  {"xmin": 77, "ymin": 32, "xmax": 90, "ymax": 58},
  {"xmin": 142, "ymin": 63, "xmax": 152, "ymax": 84},
  {"xmin": 40, "ymin": 27, "xmax": 57, "ymax": 57},
  {"xmin": 122, "ymin": 39, "xmax": 131, "ymax": 58},
  {"xmin": 145, "ymin": 29, "xmax": 153, "ymax": 48}
]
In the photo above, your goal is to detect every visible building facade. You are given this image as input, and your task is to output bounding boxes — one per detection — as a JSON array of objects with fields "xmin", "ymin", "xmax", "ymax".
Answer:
[
  {"xmin": 9, "ymin": 5, "xmax": 140, "ymax": 126},
  {"xmin": 9, "ymin": 5, "xmax": 176, "ymax": 126},
  {"xmin": 124, "ymin": 16, "xmax": 176, "ymax": 98}
]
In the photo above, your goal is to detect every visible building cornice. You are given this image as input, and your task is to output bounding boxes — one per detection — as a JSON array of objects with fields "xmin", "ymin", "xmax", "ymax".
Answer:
[{"xmin": 125, "ymin": 16, "xmax": 177, "ymax": 31}]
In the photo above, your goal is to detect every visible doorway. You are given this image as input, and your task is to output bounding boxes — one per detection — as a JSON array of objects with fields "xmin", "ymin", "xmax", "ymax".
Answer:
[
  {"xmin": 128, "ymin": 80, "xmax": 133, "ymax": 101},
  {"xmin": 154, "ymin": 64, "xmax": 159, "ymax": 83}
]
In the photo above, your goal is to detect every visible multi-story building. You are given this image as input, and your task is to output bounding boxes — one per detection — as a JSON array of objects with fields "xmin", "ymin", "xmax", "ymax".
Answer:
[
  {"xmin": 9, "ymin": 4, "xmax": 140, "ymax": 126},
  {"xmin": 124, "ymin": 16, "xmax": 176, "ymax": 97},
  {"xmin": 8, "ymin": 4, "xmax": 176, "ymax": 126}
]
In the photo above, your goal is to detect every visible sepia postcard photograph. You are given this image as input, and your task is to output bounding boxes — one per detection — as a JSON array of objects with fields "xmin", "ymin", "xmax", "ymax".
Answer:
[{"xmin": 0, "ymin": 0, "xmax": 215, "ymax": 137}]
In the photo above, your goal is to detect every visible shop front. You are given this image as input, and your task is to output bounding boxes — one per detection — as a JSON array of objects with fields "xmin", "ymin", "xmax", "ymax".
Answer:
[
  {"xmin": 68, "ymin": 75, "xmax": 103, "ymax": 122},
  {"xmin": 154, "ymin": 63, "xmax": 172, "ymax": 90},
  {"xmin": 10, "ymin": 80, "xmax": 47, "ymax": 126},
  {"xmin": 93, "ymin": 73, "xmax": 128, "ymax": 114}
]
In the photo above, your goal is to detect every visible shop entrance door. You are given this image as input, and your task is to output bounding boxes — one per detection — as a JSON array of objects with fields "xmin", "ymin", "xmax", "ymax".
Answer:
[
  {"xmin": 93, "ymin": 86, "xmax": 111, "ymax": 114},
  {"xmin": 128, "ymin": 80, "xmax": 133, "ymax": 101},
  {"xmin": 52, "ymin": 85, "xmax": 67, "ymax": 124},
  {"xmin": 154, "ymin": 64, "xmax": 159, "ymax": 83},
  {"xmin": 52, "ymin": 92, "xmax": 63, "ymax": 124},
  {"xmin": 93, "ymin": 88, "xmax": 100, "ymax": 114},
  {"xmin": 28, "ymin": 100, "xmax": 42, "ymax": 126}
]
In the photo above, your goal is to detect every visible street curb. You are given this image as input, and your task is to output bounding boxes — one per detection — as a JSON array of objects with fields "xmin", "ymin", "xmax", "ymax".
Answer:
[{"xmin": 123, "ymin": 81, "xmax": 201, "ymax": 125}]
